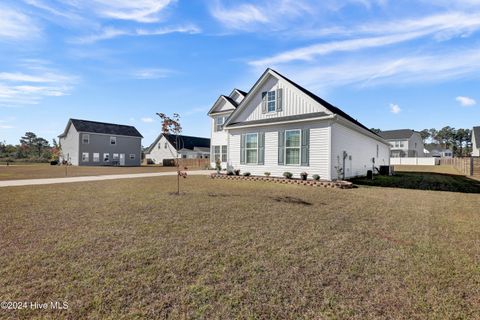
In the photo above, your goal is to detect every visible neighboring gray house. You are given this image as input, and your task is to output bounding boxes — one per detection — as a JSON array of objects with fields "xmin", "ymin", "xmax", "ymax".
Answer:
[
  {"xmin": 58, "ymin": 119, "xmax": 143, "ymax": 166},
  {"xmin": 472, "ymin": 126, "xmax": 480, "ymax": 157},
  {"xmin": 424, "ymin": 144, "xmax": 453, "ymax": 158},
  {"xmin": 145, "ymin": 134, "xmax": 210, "ymax": 164},
  {"xmin": 378, "ymin": 129, "xmax": 425, "ymax": 157}
]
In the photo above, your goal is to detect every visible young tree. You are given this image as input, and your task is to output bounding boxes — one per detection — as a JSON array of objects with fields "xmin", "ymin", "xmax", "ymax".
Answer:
[
  {"xmin": 370, "ymin": 128, "xmax": 381, "ymax": 134},
  {"xmin": 156, "ymin": 112, "xmax": 186, "ymax": 195},
  {"xmin": 419, "ymin": 129, "xmax": 430, "ymax": 142}
]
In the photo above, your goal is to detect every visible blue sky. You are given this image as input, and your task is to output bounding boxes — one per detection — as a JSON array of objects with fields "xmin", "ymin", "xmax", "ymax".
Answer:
[{"xmin": 1, "ymin": 0, "xmax": 479, "ymax": 145}]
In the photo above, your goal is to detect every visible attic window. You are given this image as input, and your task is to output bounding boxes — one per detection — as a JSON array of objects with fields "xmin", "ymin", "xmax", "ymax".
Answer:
[{"xmin": 267, "ymin": 91, "xmax": 276, "ymax": 112}]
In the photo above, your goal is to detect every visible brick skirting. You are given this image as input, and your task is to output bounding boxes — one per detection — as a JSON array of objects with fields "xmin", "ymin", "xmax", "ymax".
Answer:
[{"xmin": 210, "ymin": 174, "xmax": 353, "ymax": 189}]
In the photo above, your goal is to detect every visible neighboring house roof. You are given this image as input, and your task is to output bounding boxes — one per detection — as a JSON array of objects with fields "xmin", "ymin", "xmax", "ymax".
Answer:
[
  {"xmin": 424, "ymin": 143, "xmax": 452, "ymax": 152},
  {"xmin": 146, "ymin": 133, "xmax": 210, "ymax": 153},
  {"xmin": 235, "ymin": 89, "xmax": 247, "ymax": 96},
  {"xmin": 378, "ymin": 129, "xmax": 416, "ymax": 140},
  {"xmin": 59, "ymin": 118, "xmax": 143, "ymax": 138},
  {"xmin": 227, "ymin": 112, "xmax": 331, "ymax": 128},
  {"xmin": 207, "ymin": 95, "xmax": 238, "ymax": 115},
  {"xmin": 223, "ymin": 68, "xmax": 381, "ymax": 138},
  {"xmin": 473, "ymin": 126, "xmax": 480, "ymax": 148}
]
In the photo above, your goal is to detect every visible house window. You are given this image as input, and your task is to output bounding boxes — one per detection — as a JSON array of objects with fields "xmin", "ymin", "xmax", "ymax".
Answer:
[
  {"xmin": 221, "ymin": 145, "xmax": 227, "ymax": 162},
  {"xmin": 216, "ymin": 116, "xmax": 225, "ymax": 131},
  {"xmin": 164, "ymin": 142, "xmax": 168, "ymax": 149},
  {"xmin": 110, "ymin": 136, "xmax": 116, "ymax": 145},
  {"xmin": 82, "ymin": 152, "xmax": 89, "ymax": 162},
  {"xmin": 129, "ymin": 154, "xmax": 135, "ymax": 160},
  {"xmin": 376, "ymin": 145, "xmax": 379, "ymax": 158},
  {"xmin": 214, "ymin": 145, "xmax": 221, "ymax": 161},
  {"xmin": 93, "ymin": 153, "xmax": 100, "ymax": 162},
  {"xmin": 103, "ymin": 153, "xmax": 110, "ymax": 162},
  {"xmin": 285, "ymin": 130, "xmax": 301, "ymax": 165},
  {"xmin": 82, "ymin": 134, "xmax": 89, "ymax": 144},
  {"xmin": 113, "ymin": 153, "xmax": 119, "ymax": 162},
  {"xmin": 246, "ymin": 133, "xmax": 258, "ymax": 164},
  {"xmin": 267, "ymin": 91, "xmax": 276, "ymax": 112}
]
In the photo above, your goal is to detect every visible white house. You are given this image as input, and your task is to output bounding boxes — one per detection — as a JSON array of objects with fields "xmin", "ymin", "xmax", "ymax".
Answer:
[
  {"xmin": 208, "ymin": 68, "xmax": 390, "ymax": 180},
  {"xmin": 473, "ymin": 126, "xmax": 480, "ymax": 157},
  {"xmin": 378, "ymin": 129, "xmax": 425, "ymax": 157},
  {"xmin": 145, "ymin": 133, "xmax": 210, "ymax": 164},
  {"xmin": 424, "ymin": 144, "xmax": 453, "ymax": 158}
]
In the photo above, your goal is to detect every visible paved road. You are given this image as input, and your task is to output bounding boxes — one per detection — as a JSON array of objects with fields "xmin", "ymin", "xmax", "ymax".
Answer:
[{"xmin": 0, "ymin": 170, "xmax": 211, "ymax": 188}]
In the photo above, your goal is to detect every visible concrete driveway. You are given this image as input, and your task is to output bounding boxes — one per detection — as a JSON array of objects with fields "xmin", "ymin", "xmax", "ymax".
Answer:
[{"xmin": 0, "ymin": 170, "xmax": 211, "ymax": 188}]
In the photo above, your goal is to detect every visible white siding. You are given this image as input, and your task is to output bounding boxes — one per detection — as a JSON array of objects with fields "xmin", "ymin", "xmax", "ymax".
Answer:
[
  {"xmin": 472, "ymin": 133, "xmax": 479, "ymax": 157},
  {"xmin": 59, "ymin": 123, "xmax": 79, "ymax": 166},
  {"xmin": 331, "ymin": 123, "xmax": 390, "ymax": 179},
  {"xmin": 210, "ymin": 111, "xmax": 232, "ymax": 168},
  {"xmin": 233, "ymin": 74, "xmax": 332, "ymax": 123},
  {"xmin": 145, "ymin": 136, "xmax": 177, "ymax": 164},
  {"xmin": 228, "ymin": 121, "xmax": 331, "ymax": 180}
]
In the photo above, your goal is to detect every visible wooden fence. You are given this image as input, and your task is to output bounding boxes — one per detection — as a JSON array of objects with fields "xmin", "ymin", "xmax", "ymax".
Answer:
[
  {"xmin": 162, "ymin": 158, "xmax": 210, "ymax": 168},
  {"xmin": 439, "ymin": 157, "xmax": 480, "ymax": 177}
]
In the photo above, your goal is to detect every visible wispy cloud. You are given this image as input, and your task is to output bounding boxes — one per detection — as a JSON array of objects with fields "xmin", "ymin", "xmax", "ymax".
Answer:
[
  {"xmin": 141, "ymin": 117, "xmax": 155, "ymax": 123},
  {"xmin": 89, "ymin": 0, "xmax": 176, "ymax": 23},
  {"xmin": 250, "ymin": 11, "xmax": 480, "ymax": 67},
  {"xmin": 390, "ymin": 103, "xmax": 401, "ymax": 114},
  {"xmin": 0, "ymin": 4, "xmax": 41, "ymax": 41},
  {"xmin": 73, "ymin": 25, "xmax": 200, "ymax": 44},
  {"xmin": 132, "ymin": 68, "xmax": 175, "ymax": 79},
  {"xmin": 456, "ymin": 96, "xmax": 476, "ymax": 107},
  {"xmin": 0, "ymin": 62, "xmax": 77, "ymax": 107}
]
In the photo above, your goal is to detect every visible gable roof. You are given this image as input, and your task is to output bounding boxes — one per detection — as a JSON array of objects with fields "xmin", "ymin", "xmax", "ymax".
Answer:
[
  {"xmin": 235, "ymin": 89, "xmax": 247, "ymax": 97},
  {"xmin": 207, "ymin": 95, "xmax": 238, "ymax": 115},
  {"xmin": 223, "ymin": 68, "xmax": 381, "ymax": 137},
  {"xmin": 378, "ymin": 129, "xmax": 416, "ymax": 140},
  {"xmin": 146, "ymin": 133, "xmax": 210, "ymax": 153},
  {"xmin": 473, "ymin": 126, "xmax": 480, "ymax": 148},
  {"xmin": 59, "ymin": 118, "xmax": 143, "ymax": 138},
  {"xmin": 425, "ymin": 143, "xmax": 452, "ymax": 152}
]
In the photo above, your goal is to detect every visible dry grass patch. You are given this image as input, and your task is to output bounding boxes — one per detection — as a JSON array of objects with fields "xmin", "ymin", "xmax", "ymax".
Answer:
[
  {"xmin": 0, "ymin": 165, "xmax": 178, "ymax": 181},
  {"xmin": 1, "ymin": 177, "xmax": 479, "ymax": 319}
]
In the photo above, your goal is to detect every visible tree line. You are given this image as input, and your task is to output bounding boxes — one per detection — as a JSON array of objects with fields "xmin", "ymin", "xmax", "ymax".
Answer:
[
  {"xmin": 371, "ymin": 126, "xmax": 473, "ymax": 157},
  {"xmin": 0, "ymin": 132, "xmax": 60, "ymax": 163}
]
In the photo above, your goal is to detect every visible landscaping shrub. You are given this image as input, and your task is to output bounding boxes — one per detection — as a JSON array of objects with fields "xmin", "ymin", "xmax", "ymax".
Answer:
[
  {"xmin": 264, "ymin": 172, "xmax": 271, "ymax": 177},
  {"xmin": 312, "ymin": 174, "xmax": 320, "ymax": 181},
  {"xmin": 226, "ymin": 170, "xmax": 234, "ymax": 176},
  {"xmin": 234, "ymin": 169, "xmax": 240, "ymax": 176},
  {"xmin": 243, "ymin": 172, "xmax": 251, "ymax": 176},
  {"xmin": 300, "ymin": 172, "xmax": 308, "ymax": 180},
  {"xmin": 283, "ymin": 172, "xmax": 293, "ymax": 179}
]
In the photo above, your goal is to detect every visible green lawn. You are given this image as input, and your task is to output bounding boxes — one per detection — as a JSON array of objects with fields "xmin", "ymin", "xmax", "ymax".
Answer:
[
  {"xmin": 350, "ymin": 171, "xmax": 480, "ymax": 193},
  {"xmin": 1, "ymin": 176, "xmax": 479, "ymax": 319}
]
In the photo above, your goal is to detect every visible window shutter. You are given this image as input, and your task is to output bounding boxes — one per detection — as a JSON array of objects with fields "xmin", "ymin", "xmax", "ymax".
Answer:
[
  {"xmin": 261, "ymin": 92, "xmax": 267, "ymax": 113},
  {"xmin": 258, "ymin": 132, "xmax": 265, "ymax": 165},
  {"xmin": 301, "ymin": 129, "xmax": 310, "ymax": 166},
  {"xmin": 240, "ymin": 134, "xmax": 246, "ymax": 164},
  {"xmin": 278, "ymin": 130, "xmax": 285, "ymax": 165},
  {"xmin": 276, "ymin": 88, "xmax": 283, "ymax": 112}
]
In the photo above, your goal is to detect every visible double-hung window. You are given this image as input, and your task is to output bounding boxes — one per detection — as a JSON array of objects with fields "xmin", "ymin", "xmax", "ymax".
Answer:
[
  {"xmin": 93, "ymin": 153, "xmax": 100, "ymax": 162},
  {"xmin": 221, "ymin": 145, "xmax": 227, "ymax": 162},
  {"xmin": 82, "ymin": 152, "xmax": 89, "ymax": 162},
  {"xmin": 103, "ymin": 153, "xmax": 110, "ymax": 162},
  {"xmin": 245, "ymin": 133, "xmax": 258, "ymax": 164},
  {"xmin": 267, "ymin": 91, "xmax": 276, "ymax": 112},
  {"xmin": 214, "ymin": 146, "xmax": 221, "ymax": 161},
  {"xmin": 82, "ymin": 134, "xmax": 89, "ymax": 144},
  {"xmin": 110, "ymin": 136, "xmax": 116, "ymax": 145},
  {"xmin": 216, "ymin": 116, "xmax": 225, "ymax": 131},
  {"xmin": 129, "ymin": 154, "xmax": 135, "ymax": 160},
  {"xmin": 285, "ymin": 130, "xmax": 301, "ymax": 165}
]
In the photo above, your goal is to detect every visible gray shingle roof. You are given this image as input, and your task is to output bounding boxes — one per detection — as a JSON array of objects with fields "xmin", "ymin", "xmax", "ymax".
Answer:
[
  {"xmin": 65, "ymin": 119, "xmax": 143, "ymax": 137},
  {"xmin": 146, "ymin": 134, "xmax": 210, "ymax": 153},
  {"xmin": 473, "ymin": 126, "xmax": 480, "ymax": 148},
  {"xmin": 378, "ymin": 129, "xmax": 415, "ymax": 140}
]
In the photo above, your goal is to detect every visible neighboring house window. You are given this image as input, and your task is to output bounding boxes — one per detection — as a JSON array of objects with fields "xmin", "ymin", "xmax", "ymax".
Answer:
[
  {"xmin": 216, "ymin": 116, "xmax": 225, "ymax": 131},
  {"xmin": 113, "ymin": 153, "xmax": 119, "ymax": 161},
  {"xmin": 221, "ymin": 145, "xmax": 227, "ymax": 162},
  {"xmin": 415, "ymin": 142, "xmax": 417, "ymax": 148},
  {"xmin": 394, "ymin": 140, "xmax": 405, "ymax": 148},
  {"xmin": 164, "ymin": 142, "xmax": 168, "ymax": 149},
  {"xmin": 93, "ymin": 153, "xmax": 100, "ymax": 162},
  {"xmin": 267, "ymin": 91, "xmax": 276, "ymax": 112},
  {"xmin": 376, "ymin": 145, "xmax": 379, "ymax": 158},
  {"xmin": 285, "ymin": 130, "xmax": 301, "ymax": 165},
  {"xmin": 110, "ymin": 137, "xmax": 116, "ymax": 145},
  {"xmin": 182, "ymin": 154, "xmax": 187, "ymax": 159},
  {"xmin": 129, "ymin": 154, "xmax": 135, "ymax": 160},
  {"xmin": 103, "ymin": 153, "xmax": 110, "ymax": 162},
  {"xmin": 246, "ymin": 133, "xmax": 258, "ymax": 164},
  {"xmin": 214, "ymin": 145, "xmax": 221, "ymax": 161},
  {"xmin": 82, "ymin": 152, "xmax": 89, "ymax": 162},
  {"xmin": 82, "ymin": 134, "xmax": 89, "ymax": 144}
]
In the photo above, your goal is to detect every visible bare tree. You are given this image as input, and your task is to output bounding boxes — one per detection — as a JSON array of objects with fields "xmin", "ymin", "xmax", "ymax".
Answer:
[{"xmin": 156, "ymin": 112, "xmax": 187, "ymax": 195}]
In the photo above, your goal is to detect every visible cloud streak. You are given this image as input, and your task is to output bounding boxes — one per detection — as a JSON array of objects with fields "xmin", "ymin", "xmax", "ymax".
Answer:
[
  {"xmin": 0, "ymin": 4, "xmax": 41, "ymax": 41},
  {"xmin": 456, "ymin": 96, "xmax": 476, "ymax": 107}
]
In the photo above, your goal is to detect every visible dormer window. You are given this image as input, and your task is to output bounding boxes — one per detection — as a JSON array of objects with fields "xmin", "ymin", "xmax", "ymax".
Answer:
[
  {"xmin": 215, "ymin": 116, "xmax": 225, "ymax": 132},
  {"xmin": 267, "ymin": 91, "xmax": 276, "ymax": 112}
]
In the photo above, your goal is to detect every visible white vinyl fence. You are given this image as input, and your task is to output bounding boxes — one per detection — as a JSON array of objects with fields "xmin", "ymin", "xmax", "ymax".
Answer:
[{"xmin": 390, "ymin": 157, "xmax": 439, "ymax": 166}]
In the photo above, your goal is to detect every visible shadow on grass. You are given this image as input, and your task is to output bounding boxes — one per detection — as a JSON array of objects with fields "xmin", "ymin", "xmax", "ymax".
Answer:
[{"xmin": 349, "ymin": 172, "xmax": 480, "ymax": 194}]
